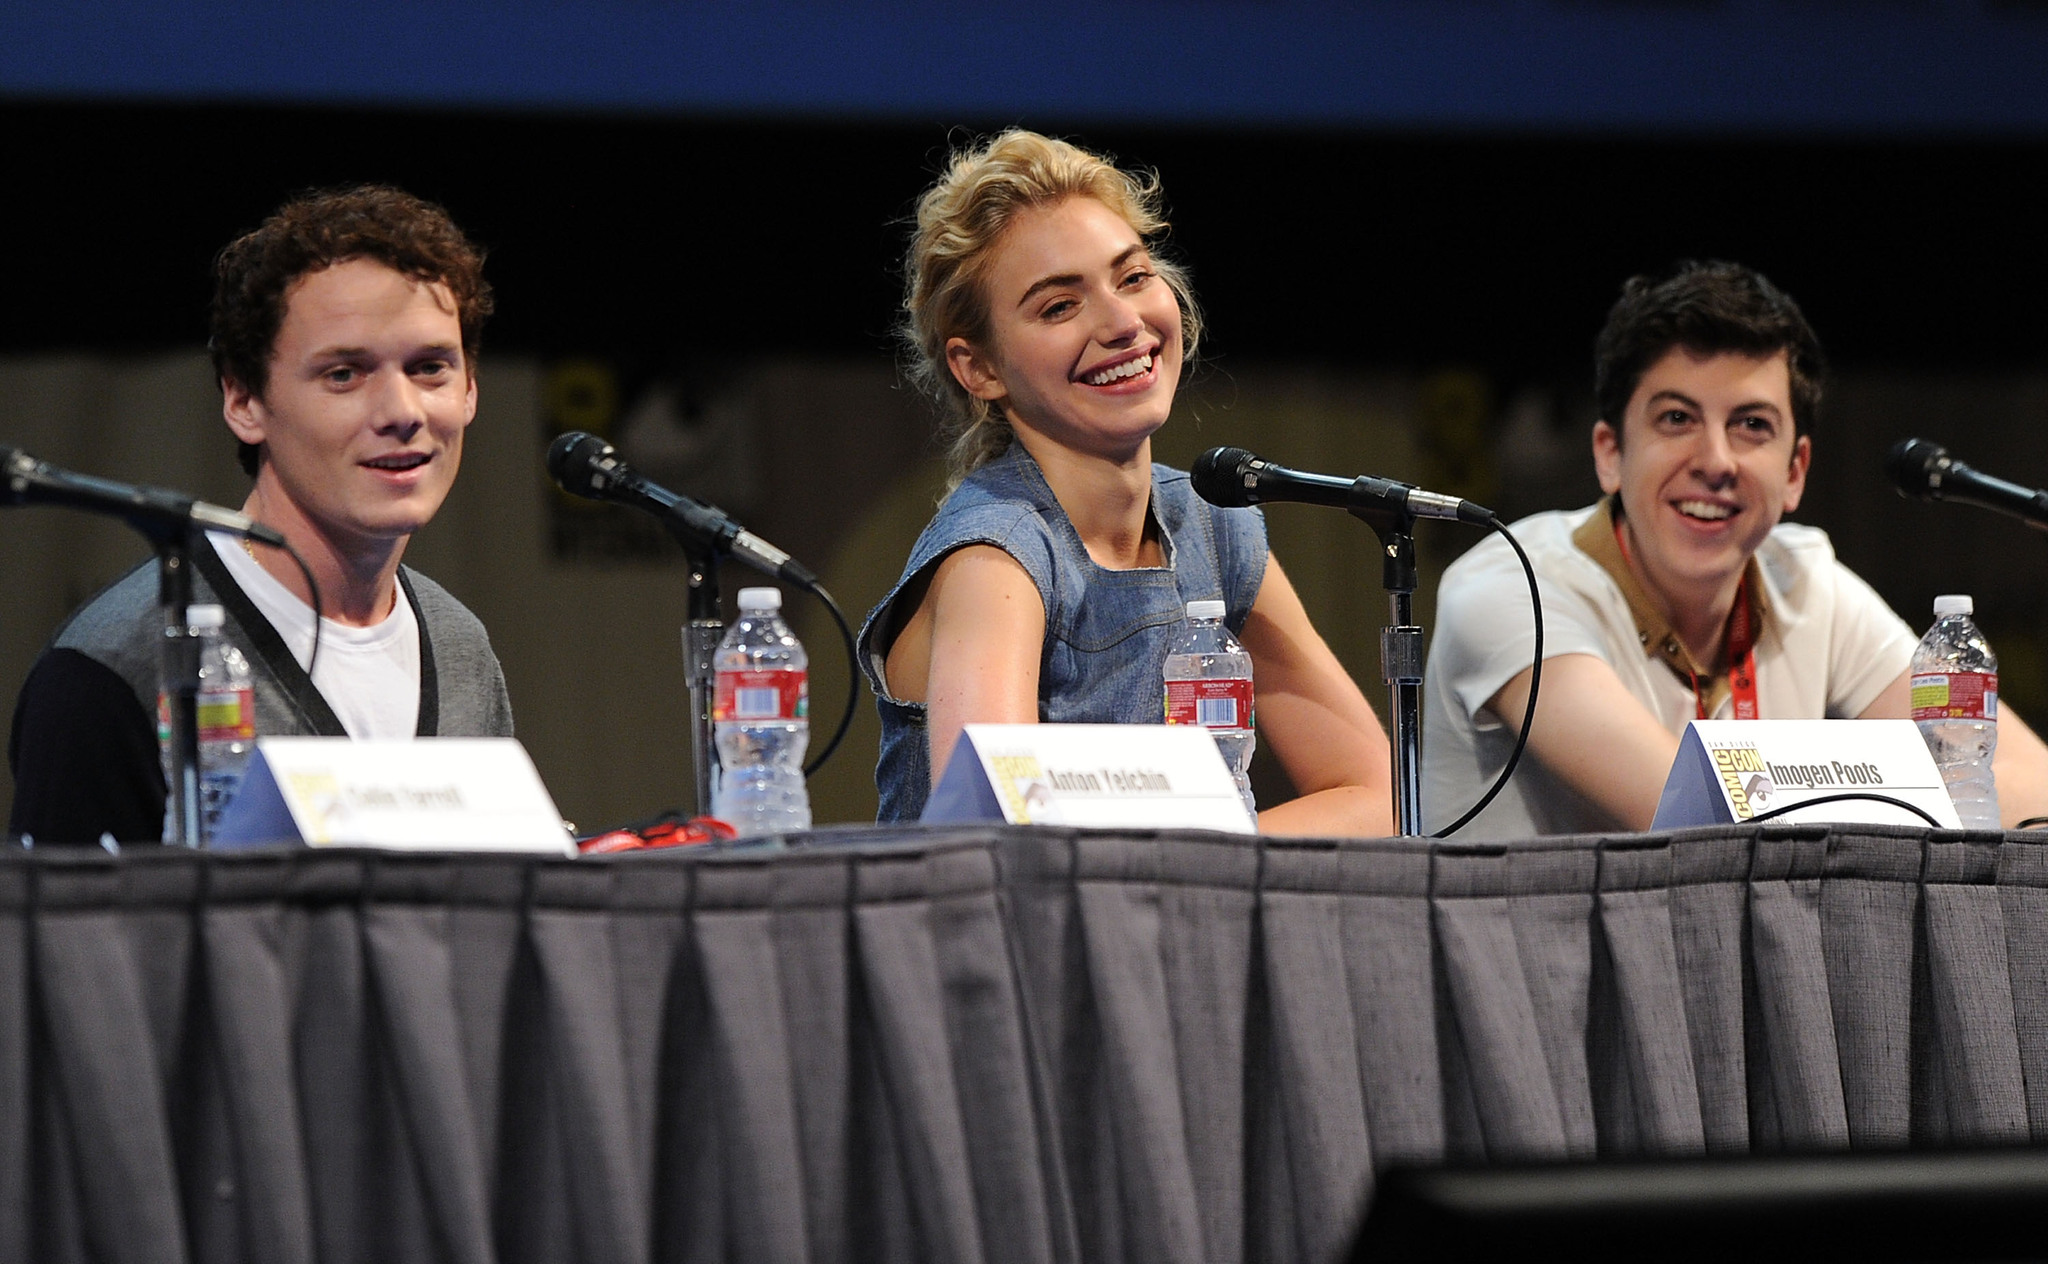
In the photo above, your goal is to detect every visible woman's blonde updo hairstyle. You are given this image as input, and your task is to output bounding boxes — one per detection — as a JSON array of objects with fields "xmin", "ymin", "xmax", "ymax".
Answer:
[{"xmin": 902, "ymin": 130, "xmax": 1202, "ymax": 486}]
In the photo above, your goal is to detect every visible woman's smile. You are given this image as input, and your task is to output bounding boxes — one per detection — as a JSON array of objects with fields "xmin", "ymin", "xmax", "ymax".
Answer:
[{"xmin": 946, "ymin": 195, "xmax": 1183, "ymax": 462}]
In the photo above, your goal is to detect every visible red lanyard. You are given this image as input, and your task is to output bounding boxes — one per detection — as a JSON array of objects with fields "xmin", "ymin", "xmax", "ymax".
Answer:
[
  {"xmin": 1616, "ymin": 520, "xmax": 1760, "ymax": 720},
  {"xmin": 1713, "ymin": 579, "xmax": 1760, "ymax": 720}
]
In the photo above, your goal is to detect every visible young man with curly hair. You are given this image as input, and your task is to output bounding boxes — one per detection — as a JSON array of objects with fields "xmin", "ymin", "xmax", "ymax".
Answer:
[{"xmin": 10, "ymin": 186, "xmax": 514, "ymax": 843}]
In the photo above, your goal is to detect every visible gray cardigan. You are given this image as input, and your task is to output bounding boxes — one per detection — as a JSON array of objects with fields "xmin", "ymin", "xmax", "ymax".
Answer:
[{"xmin": 9, "ymin": 543, "xmax": 512, "ymax": 842}]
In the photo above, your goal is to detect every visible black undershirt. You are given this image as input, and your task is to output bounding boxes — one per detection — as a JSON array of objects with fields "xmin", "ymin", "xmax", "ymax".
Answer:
[{"xmin": 9, "ymin": 647, "xmax": 165, "ymax": 844}]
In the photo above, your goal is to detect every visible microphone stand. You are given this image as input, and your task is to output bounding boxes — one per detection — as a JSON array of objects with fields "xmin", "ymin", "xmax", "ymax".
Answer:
[
  {"xmin": 157, "ymin": 536, "xmax": 204, "ymax": 847},
  {"xmin": 677, "ymin": 538, "xmax": 723, "ymax": 818},
  {"xmin": 1350, "ymin": 501, "xmax": 1425, "ymax": 837},
  {"xmin": 4, "ymin": 452, "xmax": 239, "ymax": 846}
]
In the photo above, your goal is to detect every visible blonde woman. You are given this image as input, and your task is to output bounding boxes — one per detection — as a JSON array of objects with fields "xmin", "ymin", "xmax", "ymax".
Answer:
[{"xmin": 857, "ymin": 130, "xmax": 1393, "ymax": 835}]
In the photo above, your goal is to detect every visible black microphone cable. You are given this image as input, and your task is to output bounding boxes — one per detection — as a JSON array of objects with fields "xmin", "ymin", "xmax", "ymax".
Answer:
[
  {"xmin": 269, "ymin": 536, "xmax": 324, "ymax": 679},
  {"xmin": 189, "ymin": 524, "xmax": 324, "ymax": 677},
  {"xmin": 200, "ymin": 521, "xmax": 326, "ymax": 678},
  {"xmin": 797, "ymin": 578, "xmax": 857, "ymax": 778},
  {"xmin": 1188, "ymin": 444, "xmax": 1544, "ymax": 837},
  {"xmin": 546, "ymin": 430, "xmax": 855, "ymax": 777},
  {"xmin": 1745, "ymin": 793, "xmax": 1945, "ymax": 829},
  {"xmin": 1432, "ymin": 515, "xmax": 1544, "ymax": 839}
]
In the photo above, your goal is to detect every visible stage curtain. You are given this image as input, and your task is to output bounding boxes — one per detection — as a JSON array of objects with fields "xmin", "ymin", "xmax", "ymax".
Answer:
[{"xmin": 0, "ymin": 823, "xmax": 2038, "ymax": 1263}]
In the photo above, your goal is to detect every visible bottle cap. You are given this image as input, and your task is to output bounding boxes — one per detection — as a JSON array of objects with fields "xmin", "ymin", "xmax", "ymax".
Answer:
[
  {"xmin": 1933, "ymin": 594, "xmax": 1974, "ymax": 616},
  {"xmin": 1185, "ymin": 599, "xmax": 1226, "ymax": 621},
  {"xmin": 737, "ymin": 587, "xmax": 784, "ymax": 612},
  {"xmin": 186, "ymin": 604, "xmax": 226, "ymax": 629}
]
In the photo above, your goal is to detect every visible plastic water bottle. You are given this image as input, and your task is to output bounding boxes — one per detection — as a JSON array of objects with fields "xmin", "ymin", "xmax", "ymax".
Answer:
[
  {"xmin": 1911, "ymin": 594, "xmax": 2000, "ymax": 830},
  {"xmin": 712, "ymin": 587, "xmax": 811, "ymax": 837},
  {"xmin": 158, "ymin": 604, "xmax": 256, "ymax": 842},
  {"xmin": 1163, "ymin": 599, "xmax": 1257, "ymax": 822}
]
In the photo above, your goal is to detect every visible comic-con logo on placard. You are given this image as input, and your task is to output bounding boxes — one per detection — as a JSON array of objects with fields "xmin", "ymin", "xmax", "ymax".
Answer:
[{"xmin": 1709, "ymin": 742, "xmax": 1770, "ymax": 820}]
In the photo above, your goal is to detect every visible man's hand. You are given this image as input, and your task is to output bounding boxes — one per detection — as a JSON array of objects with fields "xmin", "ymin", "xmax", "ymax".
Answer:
[
  {"xmin": 1487, "ymin": 654, "xmax": 1685, "ymax": 832},
  {"xmin": 1856, "ymin": 668, "xmax": 2048, "ymax": 828},
  {"xmin": 1992, "ymin": 707, "xmax": 2048, "ymax": 828}
]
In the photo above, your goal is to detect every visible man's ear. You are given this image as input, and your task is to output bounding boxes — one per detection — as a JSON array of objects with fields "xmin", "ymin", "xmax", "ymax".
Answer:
[
  {"xmin": 945, "ymin": 337, "xmax": 1006, "ymax": 403},
  {"xmin": 1781, "ymin": 433, "xmax": 1812, "ymax": 514},
  {"xmin": 1592, "ymin": 419, "xmax": 1623, "ymax": 495},
  {"xmin": 222, "ymin": 377, "xmax": 268, "ymax": 446}
]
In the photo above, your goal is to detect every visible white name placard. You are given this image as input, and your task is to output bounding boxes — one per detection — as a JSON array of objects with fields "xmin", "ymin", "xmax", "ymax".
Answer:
[
  {"xmin": 1651, "ymin": 719, "xmax": 1961, "ymax": 830},
  {"xmin": 210, "ymin": 738, "xmax": 576, "ymax": 854},
  {"xmin": 922, "ymin": 723, "xmax": 1256, "ymax": 833}
]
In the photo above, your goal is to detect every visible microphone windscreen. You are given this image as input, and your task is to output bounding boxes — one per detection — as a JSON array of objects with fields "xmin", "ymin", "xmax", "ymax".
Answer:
[
  {"xmin": 1885, "ymin": 438, "xmax": 1947, "ymax": 497},
  {"xmin": 0, "ymin": 447, "xmax": 26, "ymax": 504},
  {"xmin": 1191, "ymin": 446, "xmax": 1259, "ymax": 508},
  {"xmin": 546, "ymin": 430, "xmax": 614, "ymax": 495}
]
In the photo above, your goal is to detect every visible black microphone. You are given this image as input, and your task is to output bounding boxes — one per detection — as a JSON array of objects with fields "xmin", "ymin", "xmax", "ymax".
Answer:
[
  {"xmin": 1190, "ymin": 446, "xmax": 1495, "ymax": 525},
  {"xmin": 546, "ymin": 430, "xmax": 817, "ymax": 586},
  {"xmin": 2, "ymin": 445, "xmax": 285, "ymax": 546},
  {"xmin": 1886, "ymin": 438, "xmax": 2048, "ymax": 531}
]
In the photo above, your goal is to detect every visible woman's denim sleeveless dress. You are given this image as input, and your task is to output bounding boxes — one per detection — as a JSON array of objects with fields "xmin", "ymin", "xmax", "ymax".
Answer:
[{"xmin": 857, "ymin": 442, "xmax": 1267, "ymax": 821}]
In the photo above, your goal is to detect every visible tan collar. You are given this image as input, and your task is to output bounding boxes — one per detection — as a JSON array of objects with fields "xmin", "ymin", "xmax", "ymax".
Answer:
[{"xmin": 1572, "ymin": 497, "xmax": 1771, "ymax": 713}]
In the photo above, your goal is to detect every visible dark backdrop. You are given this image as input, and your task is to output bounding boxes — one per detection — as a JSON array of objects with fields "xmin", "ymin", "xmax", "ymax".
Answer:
[{"xmin": 4, "ymin": 101, "xmax": 2044, "ymax": 375}]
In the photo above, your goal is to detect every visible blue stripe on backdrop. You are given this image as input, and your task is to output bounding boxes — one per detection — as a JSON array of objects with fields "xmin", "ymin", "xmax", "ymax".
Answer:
[{"xmin": 3, "ymin": 1, "xmax": 2048, "ymax": 135}]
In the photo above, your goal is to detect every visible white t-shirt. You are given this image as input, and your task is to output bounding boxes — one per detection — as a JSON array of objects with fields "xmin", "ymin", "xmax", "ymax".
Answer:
[
  {"xmin": 208, "ymin": 533, "xmax": 421, "ymax": 739},
  {"xmin": 1421, "ymin": 504, "xmax": 1917, "ymax": 839}
]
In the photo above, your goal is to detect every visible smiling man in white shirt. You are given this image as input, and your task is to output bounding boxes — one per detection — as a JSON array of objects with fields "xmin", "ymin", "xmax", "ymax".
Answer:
[
  {"xmin": 11, "ymin": 186, "xmax": 514, "ymax": 843},
  {"xmin": 1423, "ymin": 260, "xmax": 2048, "ymax": 837}
]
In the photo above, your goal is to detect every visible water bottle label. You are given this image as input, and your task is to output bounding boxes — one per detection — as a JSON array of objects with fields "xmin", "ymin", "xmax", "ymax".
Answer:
[
  {"xmin": 197, "ymin": 687, "xmax": 256, "ymax": 742},
  {"xmin": 715, "ymin": 668, "xmax": 809, "ymax": 721},
  {"xmin": 1165, "ymin": 678, "xmax": 1254, "ymax": 731},
  {"xmin": 1911, "ymin": 671, "xmax": 1997, "ymax": 721}
]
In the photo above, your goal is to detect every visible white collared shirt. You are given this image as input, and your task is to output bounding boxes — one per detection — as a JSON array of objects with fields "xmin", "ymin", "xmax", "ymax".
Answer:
[{"xmin": 1422, "ymin": 504, "xmax": 1916, "ymax": 839}]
